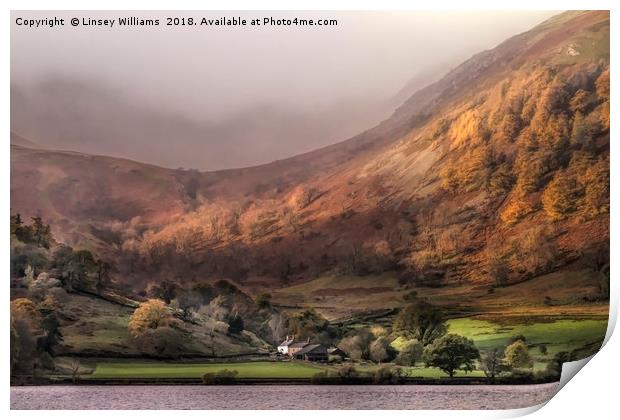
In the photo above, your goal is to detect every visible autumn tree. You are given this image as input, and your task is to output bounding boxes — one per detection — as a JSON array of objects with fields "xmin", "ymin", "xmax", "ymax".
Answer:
[
  {"xmin": 569, "ymin": 89, "xmax": 592, "ymax": 114},
  {"xmin": 504, "ymin": 340, "xmax": 533, "ymax": 371},
  {"xmin": 11, "ymin": 298, "xmax": 42, "ymax": 333},
  {"xmin": 570, "ymin": 112, "xmax": 594, "ymax": 147},
  {"xmin": 487, "ymin": 162, "xmax": 515, "ymax": 196},
  {"xmin": 497, "ymin": 112, "xmax": 521, "ymax": 143},
  {"xmin": 580, "ymin": 158, "xmax": 609, "ymax": 219},
  {"xmin": 500, "ymin": 196, "xmax": 533, "ymax": 226},
  {"xmin": 512, "ymin": 226, "xmax": 557, "ymax": 275},
  {"xmin": 542, "ymin": 171, "xmax": 578, "ymax": 220},
  {"xmin": 595, "ymin": 68, "xmax": 610, "ymax": 129},
  {"xmin": 10, "ymin": 299, "xmax": 41, "ymax": 373},
  {"xmin": 128, "ymin": 299, "xmax": 175, "ymax": 337},
  {"xmin": 128, "ymin": 299, "xmax": 182, "ymax": 356},
  {"xmin": 440, "ymin": 146, "xmax": 491, "ymax": 193},
  {"xmin": 514, "ymin": 157, "xmax": 544, "ymax": 195}
]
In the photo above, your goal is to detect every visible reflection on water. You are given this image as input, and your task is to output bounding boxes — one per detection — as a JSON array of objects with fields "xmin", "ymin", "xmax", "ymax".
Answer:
[{"xmin": 11, "ymin": 383, "xmax": 558, "ymax": 410}]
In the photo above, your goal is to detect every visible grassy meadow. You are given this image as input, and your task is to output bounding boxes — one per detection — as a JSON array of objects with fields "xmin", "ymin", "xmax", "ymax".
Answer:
[
  {"xmin": 88, "ymin": 359, "xmax": 488, "ymax": 380},
  {"xmin": 90, "ymin": 361, "xmax": 327, "ymax": 379}
]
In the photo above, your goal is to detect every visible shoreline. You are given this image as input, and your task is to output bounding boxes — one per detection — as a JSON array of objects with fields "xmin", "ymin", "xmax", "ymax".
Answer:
[{"xmin": 11, "ymin": 377, "xmax": 558, "ymax": 386}]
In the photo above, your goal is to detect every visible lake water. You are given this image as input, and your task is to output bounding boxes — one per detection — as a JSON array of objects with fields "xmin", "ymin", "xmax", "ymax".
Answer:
[{"xmin": 11, "ymin": 383, "xmax": 558, "ymax": 410}]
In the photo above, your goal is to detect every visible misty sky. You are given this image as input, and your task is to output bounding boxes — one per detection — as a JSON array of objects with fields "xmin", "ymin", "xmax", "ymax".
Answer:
[{"xmin": 11, "ymin": 10, "xmax": 557, "ymax": 170}]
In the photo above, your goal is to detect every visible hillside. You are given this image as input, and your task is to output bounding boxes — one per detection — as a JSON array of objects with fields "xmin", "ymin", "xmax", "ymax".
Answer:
[{"xmin": 11, "ymin": 10, "xmax": 609, "ymax": 319}]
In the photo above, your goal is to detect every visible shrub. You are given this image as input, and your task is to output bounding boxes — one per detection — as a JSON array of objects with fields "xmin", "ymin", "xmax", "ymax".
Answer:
[
  {"xmin": 373, "ymin": 366, "xmax": 404, "ymax": 384},
  {"xmin": 202, "ymin": 369, "xmax": 238, "ymax": 385}
]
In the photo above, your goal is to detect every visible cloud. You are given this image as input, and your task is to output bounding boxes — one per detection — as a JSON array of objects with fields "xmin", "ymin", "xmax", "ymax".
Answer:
[{"xmin": 11, "ymin": 10, "xmax": 557, "ymax": 170}]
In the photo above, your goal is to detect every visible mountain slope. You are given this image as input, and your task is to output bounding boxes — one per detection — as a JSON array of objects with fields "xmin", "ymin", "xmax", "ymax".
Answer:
[{"xmin": 11, "ymin": 11, "xmax": 609, "ymax": 306}]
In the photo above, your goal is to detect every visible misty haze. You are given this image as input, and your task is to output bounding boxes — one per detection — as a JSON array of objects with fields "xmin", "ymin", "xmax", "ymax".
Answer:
[{"xmin": 11, "ymin": 10, "xmax": 556, "ymax": 170}]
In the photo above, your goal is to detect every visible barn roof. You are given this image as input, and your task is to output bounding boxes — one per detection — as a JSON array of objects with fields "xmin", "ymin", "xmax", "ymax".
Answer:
[{"xmin": 295, "ymin": 344, "xmax": 326, "ymax": 355}]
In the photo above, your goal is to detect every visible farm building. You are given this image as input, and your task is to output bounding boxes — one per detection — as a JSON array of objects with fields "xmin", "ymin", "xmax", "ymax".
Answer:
[
  {"xmin": 293, "ymin": 344, "xmax": 328, "ymax": 362},
  {"xmin": 277, "ymin": 336, "xmax": 295, "ymax": 355},
  {"xmin": 277, "ymin": 336, "xmax": 328, "ymax": 362},
  {"xmin": 278, "ymin": 336, "xmax": 311, "ymax": 356},
  {"xmin": 327, "ymin": 347, "xmax": 347, "ymax": 358}
]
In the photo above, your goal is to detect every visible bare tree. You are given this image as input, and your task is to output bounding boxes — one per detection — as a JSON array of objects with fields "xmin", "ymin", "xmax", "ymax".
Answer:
[
  {"xmin": 69, "ymin": 359, "xmax": 81, "ymax": 384},
  {"xmin": 268, "ymin": 312, "xmax": 287, "ymax": 345},
  {"xmin": 207, "ymin": 327, "xmax": 217, "ymax": 358}
]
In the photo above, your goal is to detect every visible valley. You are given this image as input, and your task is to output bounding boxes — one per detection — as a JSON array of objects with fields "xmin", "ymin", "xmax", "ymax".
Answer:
[{"xmin": 10, "ymin": 10, "xmax": 609, "ymax": 386}]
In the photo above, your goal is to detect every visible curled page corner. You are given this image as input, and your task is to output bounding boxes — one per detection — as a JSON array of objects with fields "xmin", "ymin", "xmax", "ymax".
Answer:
[
  {"xmin": 552, "ymin": 288, "xmax": 617, "ymax": 397},
  {"xmin": 557, "ymin": 355, "xmax": 594, "ymax": 392},
  {"xmin": 504, "ymin": 357, "xmax": 595, "ymax": 417},
  {"xmin": 516, "ymin": 292, "xmax": 617, "ymax": 416}
]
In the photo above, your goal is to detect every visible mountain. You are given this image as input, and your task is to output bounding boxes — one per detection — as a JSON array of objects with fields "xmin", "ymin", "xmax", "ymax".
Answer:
[
  {"xmin": 11, "ymin": 11, "xmax": 609, "ymax": 319},
  {"xmin": 11, "ymin": 131, "xmax": 44, "ymax": 149}
]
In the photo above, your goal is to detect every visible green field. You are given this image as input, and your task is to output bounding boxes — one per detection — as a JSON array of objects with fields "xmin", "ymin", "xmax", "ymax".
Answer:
[
  {"xmin": 447, "ymin": 318, "xmax": 607, "ymax": 357},
  {"xmin": 89, "ymin": 360, "xmax": 490, "ymax": 380},
  {"xmin": 90, "ymin": 361, "xmax": 326, "ymax": 379}
]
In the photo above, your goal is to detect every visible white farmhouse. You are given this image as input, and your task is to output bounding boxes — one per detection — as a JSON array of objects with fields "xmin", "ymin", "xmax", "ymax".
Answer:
[{"xmin": 277, "ymin": 335, "xmax": 295, "ymax": 355}]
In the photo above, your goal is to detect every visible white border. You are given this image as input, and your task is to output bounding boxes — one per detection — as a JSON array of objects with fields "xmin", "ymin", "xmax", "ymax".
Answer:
[{"xmin": 3, "ymin": 1, "xmax": 618, "ymax": 419}]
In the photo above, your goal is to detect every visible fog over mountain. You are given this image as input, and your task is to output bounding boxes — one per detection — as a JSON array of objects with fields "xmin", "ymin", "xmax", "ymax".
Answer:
[{"xmin": 11, "ymin": 10, "xmax": 556, "ymax": 170}]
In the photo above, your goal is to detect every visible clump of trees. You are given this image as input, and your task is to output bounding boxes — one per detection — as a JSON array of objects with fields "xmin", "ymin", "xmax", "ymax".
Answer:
[
  {"xmin": 11, "ymin": 215, "xmax": 115, "ymax": 295},
  {"xmin": 10, "ymin": 297, "xmax": 64, "ymax": 378},
  {"xmin": 286, "ymin": 309, "xmax": 334, "ymax": 344},
  {"xmin": 11, "ymin": 215, "xmax": 53, "ymax": 249}
]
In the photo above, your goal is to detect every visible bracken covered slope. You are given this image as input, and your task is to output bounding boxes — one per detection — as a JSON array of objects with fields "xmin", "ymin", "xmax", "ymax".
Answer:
[{"xmin": 11, "ymin": 11, "xmax": 609, "ymax": 300}]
